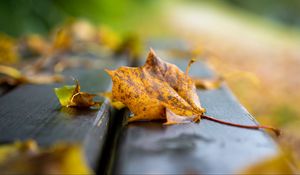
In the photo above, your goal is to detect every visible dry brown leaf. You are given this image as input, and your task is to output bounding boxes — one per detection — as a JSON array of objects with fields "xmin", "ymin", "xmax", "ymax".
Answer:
[
  {"xmin": 54, "ymin": 79, "xmax": 101, "ymax": 108},
  {"xmin": 193, "ymin": 77, "xmax": 223, "ymax": 90},
  {"xmin": 19, "ymin": 34, "xmax": 50, "ymax": 58},
  {"xmin": 105, "ymin": 49, "xmax": 280, "ymax": 135},
  {"xmin": 0, "ymin": 65, "xmax": 63, "ymax": 86},
  {"xmin": 106, "ymin": 49, "xmax": 205, "ymax": 124}
]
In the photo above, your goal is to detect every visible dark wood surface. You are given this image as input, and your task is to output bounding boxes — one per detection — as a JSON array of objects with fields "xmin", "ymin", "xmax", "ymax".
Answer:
[
  {"xmin": 0, "ymin": 40, "xmax": 279, "ymax": 174},
  {"xmin": 111, "ymin": 47, "xmax": 279, "ymax": 174},
  {"xmin": 0, "ymin": 54, "xmax": 127, "ymax": 170}
]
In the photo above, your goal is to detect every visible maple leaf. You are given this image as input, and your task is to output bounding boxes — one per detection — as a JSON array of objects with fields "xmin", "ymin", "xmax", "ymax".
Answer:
[
  {"xmin": 0, "ymin": 140, "xmax": 93, "ymax": 174},
  {"xmin": 54, "ymin": 79, "xmax": 101, "ymax": 108},
  {"xmin": 105, "ymin": 49, "xmax": 280, "ymax": 135},
  {"xmin": 106, "ymin": 49, "xmax": 205, "ymax": 124}
]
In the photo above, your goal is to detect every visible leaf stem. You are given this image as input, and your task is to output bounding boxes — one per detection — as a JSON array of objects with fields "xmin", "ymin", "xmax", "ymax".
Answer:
[
  {"xmin": 186, "ymin": 58, "xmax": 196, "ymax": 75},
  {"xmin": 202, "ymin": 115, "xmax": 280, "ymax": 136}
]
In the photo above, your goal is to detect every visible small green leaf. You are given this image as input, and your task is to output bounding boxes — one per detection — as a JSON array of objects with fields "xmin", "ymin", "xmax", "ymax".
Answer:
[
  {"xmin": 54, "ymin": 80, "xmax": 101, "ymax": 108},
  {"xmin": 54, "ymin": 85, "xmax": 76, "ymax": 106}
]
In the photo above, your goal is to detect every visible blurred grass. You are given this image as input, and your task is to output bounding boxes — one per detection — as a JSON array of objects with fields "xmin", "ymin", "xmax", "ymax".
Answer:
[
  {"xmin": 0, "ymin": 0, "xmax": 165, "ymax": 37},
  {"xmin": 223, "ymin": 0, "xmax": 300, "ymax": 27},
  {"xmin": 2, "ymin": 0, "xmax": 300, "ymax": 37}
]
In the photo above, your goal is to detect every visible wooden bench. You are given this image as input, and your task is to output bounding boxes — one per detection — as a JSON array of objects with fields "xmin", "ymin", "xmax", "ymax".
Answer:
[{"xmin": 0, "ymin": 40, "xmax": 278, "ymax": 174}]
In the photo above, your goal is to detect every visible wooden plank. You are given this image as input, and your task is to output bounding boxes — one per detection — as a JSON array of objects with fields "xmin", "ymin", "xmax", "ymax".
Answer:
[
  {"xmin": 111, "ymin": 47, "xmax": 278, "ymax": 174},
  {"xmin": 0, "ymin": 54, "xmax": 127, "ymax": 170}
]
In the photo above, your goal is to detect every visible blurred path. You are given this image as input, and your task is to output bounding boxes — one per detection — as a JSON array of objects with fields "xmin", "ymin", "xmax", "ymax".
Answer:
[{"xmin": 166, "ymin": 2, "xmax": 300, "ymax": 154}]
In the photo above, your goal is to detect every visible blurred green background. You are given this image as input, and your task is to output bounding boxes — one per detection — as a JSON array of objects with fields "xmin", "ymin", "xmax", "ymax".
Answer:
[
  {"xmin": 0, "ymin": 0, "xmax": 160, "ymax": 36},
  {"xmin": 2, "ymin": 0, "xmax": 300, "ymax": 36}
]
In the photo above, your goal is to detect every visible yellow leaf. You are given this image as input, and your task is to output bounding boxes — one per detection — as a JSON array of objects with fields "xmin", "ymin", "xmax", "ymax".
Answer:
[
  {"xmin": 0, "ymin": 140, "xmax": 93, "ymax": 174},
  {"xmin": 106, "ymin": 49, "xmax": 205, "ymax": 124},
  {"xmin": 193, "ymin": 77, "xmax": 223, "ymax": 90},
  {"xmin": 0, "ymin": 65, "xmax": 63, "ymax": 86},
  {"xmin": 105, "ymin": 49, "xmax": 279, "ymax": 135},
  {"xmin": 0, "ymin": 33, "xmax": 19, "ymax": 64},
  {"xmin": 52, "ymin": 26, "xmax": 72, "ymax": 51},
  {"xmin": 21, "ymin": 34, "xmax": 50, "ymax": 57},
  {"xmin": 0, "ymin": 65, "xmax": 23, "ymax": 79}
]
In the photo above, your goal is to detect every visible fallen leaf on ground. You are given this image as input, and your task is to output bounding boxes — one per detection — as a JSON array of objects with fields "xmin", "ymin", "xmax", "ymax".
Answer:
[
  {"xmin": 0, "ymin": 34, "xmax": 19, "ymax": 64},
  {"xmin": 106, "ymin": 49, "xmax": 205, "ymax": 124},
  {"xmin": 54, "ymin": 79, "xmax": 101, "ymax": 108},
  {"xmin": 19, "ymin": 34, "xmax": 50, "ymax": 58},
  {"xmin": 192, "ymin": 77, "xmax": 223, "ymax": 90},
  {"xmin": 0, "ymin": 140, "xmax": 93, "ymax": 174},
  {"xmin": 0, "ymin": 65, "xmax": 63, "ymax": 85},
  {"xmin": 52, "ymin": 25, "xmax": 73, "ymax": 52},
  {"xmin": 105, "ymin": 49, "xmax": 280, "ymax": 135}
]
